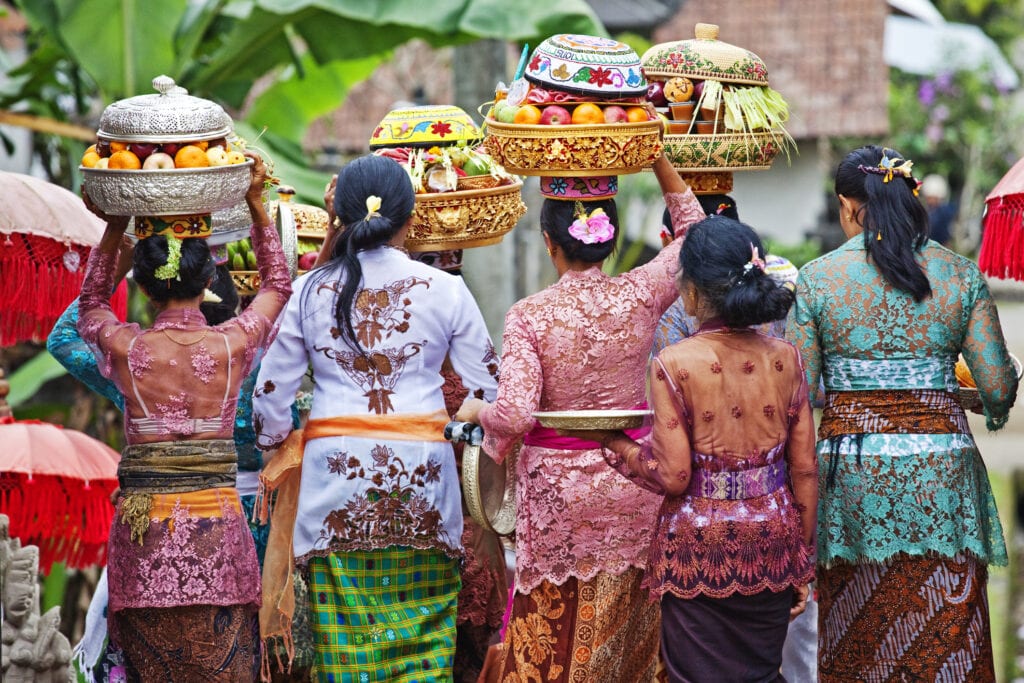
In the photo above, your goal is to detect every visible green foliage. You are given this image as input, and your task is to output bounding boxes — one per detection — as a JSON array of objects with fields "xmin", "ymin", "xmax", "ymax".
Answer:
[
  {"xmin": 6, "ymin": 351, "xmax": 67, "ymax": 409},
  {"xmin": 763, "ymin": 239, "xmax": 822, "ymax": 269}
]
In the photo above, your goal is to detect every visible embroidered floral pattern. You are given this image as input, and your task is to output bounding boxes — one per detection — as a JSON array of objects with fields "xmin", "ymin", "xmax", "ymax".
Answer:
[
  {"xmin": 153, "ymin": 392, "xmax": 195, "ymax": 435},
  {"xmin": 775, "ymin": 359, "xmax": 784, "ymax": 372},
  {"xmin": 316, "ymin": 444, "xmax": 452, "ymax": 552},
  {"xmin": 128, "ymin": 340, "xmax": 154, "ymax": 378},
  {"xmin": 316, "ymin": 343, "xmax": 424, "ymax": 414},
  {"xmin": 316, "ymin": 277, "xmax": 429, "ymax": 348},
  {"xmin": 702, "ymin": 410, "xmax": 715, "ymax": 422},
  {"xmin": 742, "ymin": 360, "xmax": 755, "ymax": 374},
  {"xmin": 731, "ymin": 405, "xmax": 742, "ymax": 418},
  {"xmin": 763, "ymin": 405, "xmax": 776, "ymax": 418},
  {"xmin": 711, "ymin": 361, "xmax": 722, "ymax": 374},
  {"xmin": 677, "ymin": 368, "xmax": 689, "ymax": 381},
  {"xmin": 190, "ymin": 343, "xmax": 218, "ymax": 384}
]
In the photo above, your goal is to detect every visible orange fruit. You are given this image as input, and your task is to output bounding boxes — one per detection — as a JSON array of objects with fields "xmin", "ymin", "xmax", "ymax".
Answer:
[
  {"xmin": 109, "ymin": 140, "xmax": 129, "ymax": 153},
  {"xmin": 513, "ymin": 105, "xmax": 543, "ymax": 124},
  {"xmin": 626, "ymin": 106, "xmax": 649, "ymax": 123},
  {"xmin": 193, "ymin": 140, "xmax": 209, "ymax": 151},
  {"xmin": 174, "ymin": 145, "xmax": 211, "ymax": 168},
  {"xmin": 108, "ymin": 150, "xmax": 142, "ymax": 169},
  {"xmin": 84, "ymin": 144, "xmax": 97, "ymax": 155},
  {"xmin": 571, "ymin": 102, "xmax": 605, "ymax": 125},
  {"xmin": 81, "ymin": 151, "xmax": 102, "ymax": 168}
]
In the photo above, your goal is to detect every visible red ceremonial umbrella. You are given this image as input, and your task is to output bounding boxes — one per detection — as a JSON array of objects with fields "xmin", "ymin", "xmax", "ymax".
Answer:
[
  {"xmin": 0, "ymin": 387, "xmax": 120, "ymax": 572},
  {"xmin": 979, "ymin": 156, "xmax": 1024, "ymax": 281},
  {"xmin": 0, "ymin": 170, "xmax": 127, "ymax": 345}
]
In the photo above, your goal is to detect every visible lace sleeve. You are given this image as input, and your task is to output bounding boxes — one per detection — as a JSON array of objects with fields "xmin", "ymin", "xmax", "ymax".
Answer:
[
  {"xmin": 47, "ymin": 298, "xmax": 125, "ymax": 411},
  {"xmin": 446, "ymin": 278, "xmax": 499, "ymax": 404},
  {"xmin": 252, "ymin": 284, "xmax": 308, "ymax": 451},
  {"xmin": 479, "ymin": 306, "xmax": 542, "ymax": 463},
  {"xmin": 786, "ymin": 274, "xmax": 823, "ymax": 404},
  {"xmin": 961, "ymin": 272, "xmax": 1019, "ymax": 430},
  {"xmin": 785, "ymin": 346, "xmax": 818, "ymax": 548},
  {"xmin": 665, "ymin": 189, "xmax": 706, "ymax": 241}
]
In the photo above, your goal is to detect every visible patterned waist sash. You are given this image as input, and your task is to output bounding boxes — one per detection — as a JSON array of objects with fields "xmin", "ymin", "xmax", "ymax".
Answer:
[
  {"xmin": 118, "ymin": 439, "xmax": 237, "ymax": 544},
  {"xmin": 821, "ymin": 389, "xmax": 967, "ymax": 439},
  {"xmin": 686, "ymin": 460, "xmax": 787, "ymax": 500}
]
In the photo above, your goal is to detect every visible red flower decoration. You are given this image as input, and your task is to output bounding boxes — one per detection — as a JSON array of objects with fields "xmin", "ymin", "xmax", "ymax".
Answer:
[
  {"xmin": 677, "ymin": 369, "xmax": 690, "ymax": 381},
  {"xmin": 731, "ymin": 406, "xmax": 742, "ymax": 418},
  {"xmin": 529, "ymin": 55, "xmax": 543, "ymax": 72},
  {"xmin": 430, "ymin": 121, "xmax": 452, "ymax": 138},
  {"xmin": 711, "ymin": 362, "xmax": 722, "ymax": 374},
  {"xmin": 589, "ymin": 67, "xmax": 613, "ymax": 88},
  {"xmin": 742, "ymin": 360, "xmax": 755, "ymax": 374},
  {"xmin": 668, "ymin": 53, "xmax": 684, "ymax": 68},
  {"xmin": 702, "ymin": 410, "xmax": 714, "ymax": 422},
  {"xmin": 763, "ymin": 405, "xmax": 776, "ymax": 418},
  {"xmin": 774, "ymin": 359, "xmax": 784, "ymax": 372},
  {"xmin": 666, "ymin": 417, "xmax": 679, "ymax": 430},
  {"xmin": 655, "ymin": 368, "xmax": 666, "ymax": 381}
]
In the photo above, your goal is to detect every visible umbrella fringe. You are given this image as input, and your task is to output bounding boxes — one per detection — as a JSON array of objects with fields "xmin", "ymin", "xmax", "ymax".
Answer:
[
  {"xmin": 0, "ymin": 473, "xmax": 115, "ymax": 572},
  {"xmin": 979, "ymin": 200, "xmax": 1024, "ymax": 281}
]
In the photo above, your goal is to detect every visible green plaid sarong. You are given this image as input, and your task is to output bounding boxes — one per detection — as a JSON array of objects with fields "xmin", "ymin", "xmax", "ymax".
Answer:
[{"xmin": 307, "ymin": 547, "xmax": 460, "ymax": 682}]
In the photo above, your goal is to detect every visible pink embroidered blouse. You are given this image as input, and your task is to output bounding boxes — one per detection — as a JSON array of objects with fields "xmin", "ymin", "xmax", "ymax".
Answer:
[
  {"xmin": 478, "ymin": 190, "xmax": 706, "ymax": 593},
  {"xmin": 77, "ymin": 220, "xmax": 291, "ymax": 610},
  {"xmin": 615, "ymin": 325, "xmax": 818, "ymax": 599}
]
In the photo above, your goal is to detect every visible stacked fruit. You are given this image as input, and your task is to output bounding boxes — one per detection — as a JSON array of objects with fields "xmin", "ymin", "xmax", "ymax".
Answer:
[
  {"xmin": 489, "ymin": 98, "xmax": 655, "ymax": 126},
  {"xmin": 80, "ymin": 137, "xmax": 247, "ymax": 170},
  {"xmin": 375, "ymin": 143, "xmax": 515, "ymax": 194}
]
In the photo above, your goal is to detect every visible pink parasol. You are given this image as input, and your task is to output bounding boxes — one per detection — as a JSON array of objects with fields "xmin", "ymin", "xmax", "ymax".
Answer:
[
  {"xmin": 0, "ymin": 395, "xmax": 120, "ymax": 572},
  {"xmin": 0, "ymin": 170, "xmax": 127, "ymax": 345},
  {"xmin": 979, "ymin": 156, "xmax": 1024, "ymax": 281}
]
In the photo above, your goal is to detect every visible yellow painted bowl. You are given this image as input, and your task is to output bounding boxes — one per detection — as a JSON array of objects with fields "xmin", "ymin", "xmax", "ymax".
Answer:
[{"xmin": 369, "ymin": 105, "xmax": 481, "ymax": 149}]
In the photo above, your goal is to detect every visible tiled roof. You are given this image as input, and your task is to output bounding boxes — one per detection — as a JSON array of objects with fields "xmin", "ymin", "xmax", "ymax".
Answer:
[{"xmin": 654, "ymin": 0, "xmax": 891, "ymax": 139}]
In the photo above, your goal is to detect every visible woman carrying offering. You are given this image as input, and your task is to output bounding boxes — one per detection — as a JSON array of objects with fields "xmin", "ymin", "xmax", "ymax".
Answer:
[
  {"xmin": 586, "ymin": 216, "xmax": 817, "ymax": 682},
  {"xmin": 252, "ymin": 154, "xmax": 499, "ymax": 681},
  {"xmin": 77, "ymin": 153, "xmax": 291, "ymax": 681},
  {"xmin": 787, "ymin": 145, "xmax": 1018, "ymax": 680},
  {"xmin": 455, "ymin": 152, "xmax": 705, "ymax": 682}
]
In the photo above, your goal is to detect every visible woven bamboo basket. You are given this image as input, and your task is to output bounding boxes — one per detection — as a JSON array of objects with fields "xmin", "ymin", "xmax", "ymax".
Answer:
[
  {"xmin": 484, "ymin": 119, "xmax": 663, "ymax": 176},
  {"xmin": 662, "ymin": 131, "xmax": 782, "ymax": 171},
  {"xmin": 958, "ymin": 354, "xmax": 1022, "ymax": 412},
  {"xmin": 407, "ymin": 178, "xmax": 526, "ymax": 251}
]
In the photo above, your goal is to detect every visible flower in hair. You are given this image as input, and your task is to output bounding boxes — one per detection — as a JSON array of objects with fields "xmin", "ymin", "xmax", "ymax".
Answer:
[
  {"xmin": 568, "ymin": 207, "xmax": 614, "ymax": 245},
  {"xmin": 742, "ymin": 243, "xmax": 766, "ymax": 277},
  {"xmin": 365, "ymin": 195, "xmax": 382, "ymax": 221},
  {"xmin": 154, "ymin": 237, "xmax": 182, "ymax": 281},
  {"xmin": 858, "ymin": 150, "xmax": 916, "ymax": 184}
]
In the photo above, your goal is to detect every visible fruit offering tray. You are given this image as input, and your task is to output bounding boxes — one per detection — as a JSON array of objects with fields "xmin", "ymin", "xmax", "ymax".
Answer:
[
  {"xmin": 661, "ymin": 131, "xmax": 782, "ymax": 172},
  {"xmin": 484, "ymin": 118, "xmax": 662, "ymax": 177},
  {"xmin": 956, "ymin": 354, "xmax": 1021, "ymax": 413}
]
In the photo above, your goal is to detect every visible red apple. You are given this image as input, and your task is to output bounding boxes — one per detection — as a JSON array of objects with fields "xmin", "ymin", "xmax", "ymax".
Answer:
[
  {"xmin": 130, "ymin": 142, "xmax": 158, "ymax": 160},
  {"xmin": 692, "ymin": 80, "xmax": 705, "ymax": 100},
  {"xmin": 161, "ymin": 142, "xmax": 181, "ymax": 157},
  {"xmin": 603, "ymin": 105, "xmax": 629, "ymax": 123},
  {"xmin": 646, "ymin": 81, "xmax": 667, "ymax": 107},
  {"xmin": 540, "ymin": 105, "xmax": 572, "ymax": 125},
  {"xmin": 298, "ymin": 252, "xmax": 318, "ymax": 270}
]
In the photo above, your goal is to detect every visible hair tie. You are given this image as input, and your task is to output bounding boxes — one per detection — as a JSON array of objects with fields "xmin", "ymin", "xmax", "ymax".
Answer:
[
  {"xmin": 567, "ymin": 206, "xmax": 615, "ymax": 245},
  {"xmin": 365, "ymin": 195, "xmax": 382, "ymax": 221},
  {"xmin": 154, "ymin": 237, "xmax": 182, "ymax": 281}
]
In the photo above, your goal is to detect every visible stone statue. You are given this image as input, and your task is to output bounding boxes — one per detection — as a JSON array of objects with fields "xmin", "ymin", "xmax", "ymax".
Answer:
[{"xmin": 0, "ymin": 514, "xmax": 72, "ymax": 682}]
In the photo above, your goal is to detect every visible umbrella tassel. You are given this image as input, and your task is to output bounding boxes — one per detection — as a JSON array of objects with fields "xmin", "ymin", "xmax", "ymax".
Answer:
[{"xmin": 980, "ymin": 200, "xmax": 1024, "ymax": 281}]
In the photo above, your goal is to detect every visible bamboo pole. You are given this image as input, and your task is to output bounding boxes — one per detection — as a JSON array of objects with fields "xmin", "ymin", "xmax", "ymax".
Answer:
[{"xmin": 0, "ymin": 111, "xmax": 94, "ymax": 142}]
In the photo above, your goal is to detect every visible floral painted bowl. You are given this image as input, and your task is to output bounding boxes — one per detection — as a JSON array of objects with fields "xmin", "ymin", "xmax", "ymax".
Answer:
[
  {"xmin": 525, "ymin": 34, "xmax": 647, "ymax": 99},
  {"xmin": 369, "ymin": 105, "xmax": 481, "ymax": 149}
]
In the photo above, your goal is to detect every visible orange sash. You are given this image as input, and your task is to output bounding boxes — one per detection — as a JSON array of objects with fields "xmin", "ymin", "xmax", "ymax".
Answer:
[{"xmin": 257, "ymin": 410, "xmax": 449, "ymax": 677}]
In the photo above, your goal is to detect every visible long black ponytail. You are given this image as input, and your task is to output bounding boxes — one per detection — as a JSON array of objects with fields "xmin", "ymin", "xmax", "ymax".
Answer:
[
  {"xmin": 835, "ymin": 145, "xmax": 931, "ymax": 302},
  {"xmin": 328, "ymin": 154, "xmax": 415, "ymax": 351}
]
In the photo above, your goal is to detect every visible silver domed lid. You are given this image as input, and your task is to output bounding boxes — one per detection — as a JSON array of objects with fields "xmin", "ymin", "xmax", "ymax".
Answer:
[{"xmin": 96, "ymin": 75, "xmax": 233, "ymax": 143}]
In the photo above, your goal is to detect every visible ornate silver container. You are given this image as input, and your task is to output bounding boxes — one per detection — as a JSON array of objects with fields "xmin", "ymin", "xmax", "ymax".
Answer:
[
  {"xmin": 97, "ymin": 75, "xmax": 232, "ymax": 143},
  {"xmin": 82, "ymin": 75, "xmax": 251, "ymax": 218}
]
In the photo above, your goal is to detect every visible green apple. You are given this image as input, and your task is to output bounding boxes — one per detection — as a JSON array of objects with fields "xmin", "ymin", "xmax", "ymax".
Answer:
[
  {"xmin": 494, "ymin": 100, "xmax": 518, "ymax": 123},
  {"xmin": 462, "ymin": 157, "xmax": 491, "ymax": 176}
]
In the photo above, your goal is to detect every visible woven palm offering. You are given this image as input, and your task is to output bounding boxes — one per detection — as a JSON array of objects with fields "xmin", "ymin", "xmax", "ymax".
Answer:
[
  {"xmin": 955, "ymin": 354, "xmax": 1022, "ymax": 412},
  {"xmin": 370, "ymin": 105, "xmax": 526, "ymax": 251},
  {"xmin": 484, "ymin": 34, "xmax": 663, "ymax": 177},
  {"xmin": 642, "ymin": 24, "xmax": 796, "ymax": 172}
]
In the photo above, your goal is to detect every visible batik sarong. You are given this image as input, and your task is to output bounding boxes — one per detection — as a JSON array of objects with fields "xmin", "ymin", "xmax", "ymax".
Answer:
[{"xmin": 818, "ymin": 552, "xmax": 995, "ymax": 682}]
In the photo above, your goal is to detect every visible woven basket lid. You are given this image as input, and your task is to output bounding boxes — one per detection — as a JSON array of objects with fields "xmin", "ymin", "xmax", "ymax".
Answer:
[
  {"xmin": 98, "ymin": 75, "xmax": 234, "ymax": 143},
  {"xmin": 641, "ymin": 23, "xmax": 769, "ymax": 86},
  {"xmin": 369, "ymin": 105, "xmax": 481, "ymax": 149},
  {"xmin": 525, "ymin": 34, "xmax": 647, "ymax": 99}
]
